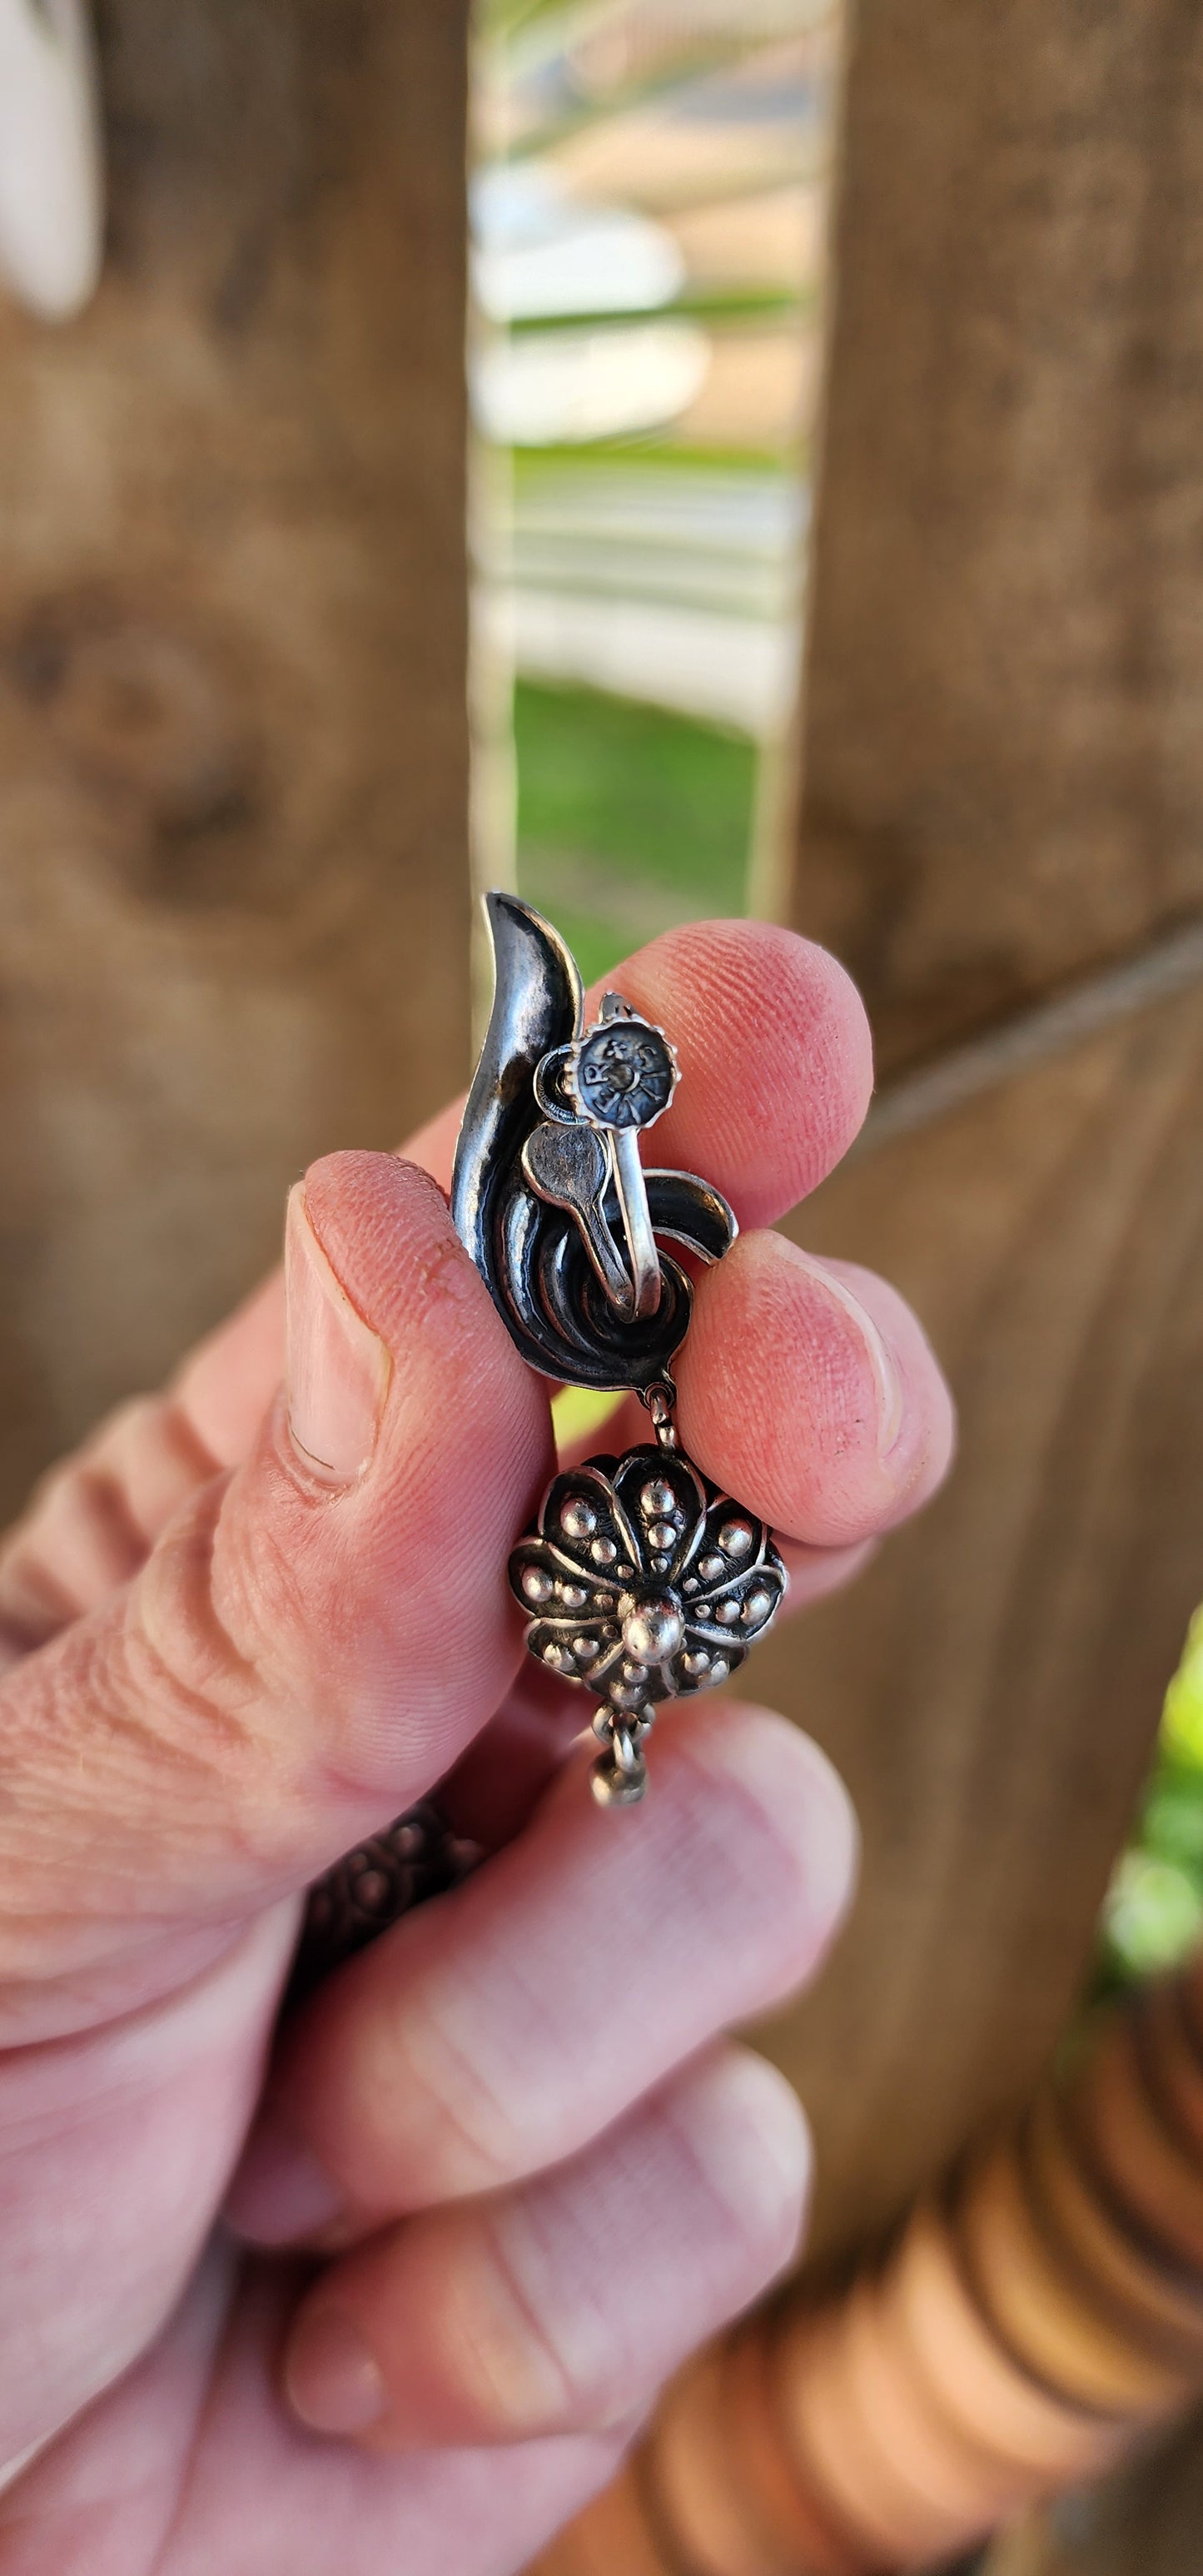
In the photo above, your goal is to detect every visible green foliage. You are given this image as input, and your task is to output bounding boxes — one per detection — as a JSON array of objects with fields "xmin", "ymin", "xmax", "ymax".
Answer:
[
  {"xmin": 514, "ymin": 679, "xmax": 755, "ymax": 980},
  {"xmin": 1101, "ymin": 1607, "xmax": 1203, "ymax": 1987}
]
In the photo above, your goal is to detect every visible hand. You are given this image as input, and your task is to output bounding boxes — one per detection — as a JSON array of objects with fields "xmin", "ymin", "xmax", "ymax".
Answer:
[{"xmin": 0, "ymin": 922, "xmax": 953, "ymax": 2576}]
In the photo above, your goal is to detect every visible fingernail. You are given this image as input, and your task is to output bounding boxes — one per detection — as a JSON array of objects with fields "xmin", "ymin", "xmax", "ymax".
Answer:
[
  {"xmin": 285, "ymin": 1186, "xmax": 391, "ymax": 1484},
  {"xmin": 225, "ymin": 2101, "xmax": 345, "ymax": 2245},
  {"xmin": 794, "ymin": 1251, "xmax": 903, "ymax": 1458},
  {"xmin": 286, "ymin": 2305, "xmax": 386, "ymax": 2437}
]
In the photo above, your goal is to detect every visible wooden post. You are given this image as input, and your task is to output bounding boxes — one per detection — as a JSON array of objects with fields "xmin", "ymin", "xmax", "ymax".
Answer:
[
  {"xmin": 768, "ymin": 2, "xmax": 1203, "ymax": 2563},
  {"xmin": 771, "ymin": 0, "xmax": 1203, "ymax": 2268},
  {"xmin": 794, "ymin": 0, "xmax": 1203, "ymax": 1076},
  {"xmin": 0, "ymin": 0, "xmax": 473, "ymax": 1515},
  {"xmin": 758, "ymin": 987, "xmax": 1203, "ymax": 2259},
  {"xmin": 534, "ymin": 6, "xmax": 1203, "ymax": 2569}
]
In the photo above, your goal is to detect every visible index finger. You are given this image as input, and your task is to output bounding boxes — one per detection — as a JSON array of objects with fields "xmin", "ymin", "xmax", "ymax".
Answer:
[{"xmin": 407, "ymin": 918, "xmax": 872, "ymax": 1232}]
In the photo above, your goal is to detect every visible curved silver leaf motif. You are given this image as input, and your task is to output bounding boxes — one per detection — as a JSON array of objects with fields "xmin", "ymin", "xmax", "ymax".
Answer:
[{"xmin": 452, "ymin": 893, "xmax": 736, "ymax": 1388}]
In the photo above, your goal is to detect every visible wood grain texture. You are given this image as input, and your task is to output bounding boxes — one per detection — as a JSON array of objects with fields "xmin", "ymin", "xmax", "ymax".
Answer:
[
  {"xmin": 0, "ymin": 0, "xmax": 473, "ymax": 1517},
  {"xmin": 529, "ymin": 989, "xmax": 1203, "ymax": 2576},
  {"xmin": 793, "ymin": 0, "xmax": 1203, "ymax": 1075},
  {"xmin": 745, "ymin": 979, "xmax": 1203, "ymax": 2261}
]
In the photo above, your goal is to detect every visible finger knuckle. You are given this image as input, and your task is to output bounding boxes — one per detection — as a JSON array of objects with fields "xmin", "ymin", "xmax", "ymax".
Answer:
[
  {"xmin": 381, "ymin": 1985, "xmax": 534, "ymax": 2197},
  {"xmin": 451, "ymin": 2212, "xmax": 614, "ymax": 2434}
]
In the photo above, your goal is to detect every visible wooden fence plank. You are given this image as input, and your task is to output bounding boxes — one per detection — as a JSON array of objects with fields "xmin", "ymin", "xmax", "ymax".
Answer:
[
  {"xmin": 747, "ymin": 978, "xmax": 1203, "ymax": 2260},
  {"xmin": 793, "ymin": 0, "xmax": 1203, "ymax": 1077},
  {"xmin": 0, "ymin": 0, "xmax": 472, "ymax": 1516}
]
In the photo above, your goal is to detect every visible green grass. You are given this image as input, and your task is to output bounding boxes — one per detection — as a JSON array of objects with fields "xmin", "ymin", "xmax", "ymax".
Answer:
[
  {"xmin": 1097, "ymin": 1607, "xmax": 1203, "ymax": 1993},
  {"xmin": 514, "ymin": 678, "xmax": 756, "ymax": 982},
  {"xmin": 507, "ymin": 291, "xmax": 808, "ymax": 334},
  {"xmin": 509, "ymin": 440, "xmax": 808, "ymax": 475}
]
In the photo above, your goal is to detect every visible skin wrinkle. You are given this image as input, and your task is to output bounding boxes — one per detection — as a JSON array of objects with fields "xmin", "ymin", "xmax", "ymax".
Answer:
[
  {"xmin": 405, "ymin": 2060, "xmax": 803, "ymax": 2442},
  {"xmin": 0, "ymin": 1397, "xmax": 223, "ymax": 1640},
  {"xmin": 0, "ymin": 1534, "xmax": 301, "ymax": 1963},
  {"xmin": 283, "ymin": 1711, "xmax": 843, "ymax": 2226},
  {"xmin": 147, "ymin": 2250, "xmax": 256, "ymax": 2576},
  {"xmin": 0, "ymin": 1928, "xmax": 278, "ymax": 2149},
  {"xmin": 261, "ymin": 1189, "xmax": 550, "ymax": 1782},
  {"xmin": 135, "ymin": 1478, "xmax": 261, "ymax": 1718},
  {"xmin": 372, "ymin": 1957, "xmax": 536, "ymax": 2203},
  {"xmin": 0, "ymin": 1557, "xmax": 82, "ymax": 1656},
  {"xmin": 1, "ymin": 1470, "xmax": 141, "ymax": 1626},
  {"xmin": 470, "ymin": 2163, "xmax": 656, "ymax": 2432},
  {"xmin": 390, "ymin": 1914, "xmax": 600, "ymax": 2197},
  {"xmin": 0, "ymin": 1623, "xmax": 231, "ymax": 1828},
  {"xmin": 663, "ymin": 1728, "xmax": 847, "ymax": 1997},
  {"xmin": 680, "ymin": 1236, "xmax": 952, "ymax": 1546},
  {"xmin": 0, "ymin": 1934, "xmax": 289, "ymax": 2471},
  {"xmin": 0, "ymin": 1919, "xmax": 262, "ymax": 2046},
  {"xmin": 93, "ymin": 1398, "xmax": 226, "ymax": 1546},
  {"xmin": 651, "ymin": 2069, "xmax": 806, "ymax": 2299},
  {"xmin": 432, "ymin": 2206, "xmax": 591, "ymax": 2435},
  {"xmin": 6, "ymin": 2246, "xmax": 241, "ymax": 2576},
  {"xmin": 302, "ymin": 1160, "xmax": 482, "ymax": 1355},
  {"xmin": 616, "ymin": 924, "xmax": 873, "ymax": 1225},
  {"xmin": 71, "ymin": 1465, "xmax": 152, "ymax": 1584}
]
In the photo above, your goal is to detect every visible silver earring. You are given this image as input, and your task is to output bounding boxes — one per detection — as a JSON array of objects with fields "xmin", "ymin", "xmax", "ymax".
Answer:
[{"xmin": 454, "ymin": 895, "xmax": 785, "ymax": 1808}]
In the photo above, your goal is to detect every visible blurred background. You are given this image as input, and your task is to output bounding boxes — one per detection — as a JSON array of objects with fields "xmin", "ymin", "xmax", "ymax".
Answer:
[
  {"xmin": 469, "ymin": 0, "xmax": 838, "ymax": 977},
  {"xmin": 6, "ymin": 5, "xmax": 1203, "ymax": 2565},
  {"xmin": 467, "ymin": 0, "xmax": 1203, "ymax": 2013}
]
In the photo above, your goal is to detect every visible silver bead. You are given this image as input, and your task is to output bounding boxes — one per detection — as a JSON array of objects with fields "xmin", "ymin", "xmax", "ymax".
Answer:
[
  {"xmin": 622, "ymin": 1597, "xmax": 684, "ymax": 1663},
  {"xmin": 713, "ymin": 1598, "xmax": 741, "ymax": 1625},
  {"xmin": 591, "ymin": 1535, "xmax": 619, "ymax": 1565},
  {"xmin": 719, "ymin": 1519, "xmax": 755, "ymax": 1557},
  {"xmin": 743, "ymin": 1588, "xmax": 775, "ymax": 1624},
  {"xmin": 640, "ymin": 1478, "xmax": 678, "ymax": 1519},
  {"xmin": 648, "ymin": 1519, "xmax": 677, "ymax": 1550},
  {"xmin": 521, "ymin": 1567, "xmax": 554, "ymax": 1604},
  {"xmin": 561, "ymin": 1498, "xmax": 597, "ymax": 1540},
  {"xmin": 698, "ymin": 1553, "xmax": 725, "ymax": 1583}
]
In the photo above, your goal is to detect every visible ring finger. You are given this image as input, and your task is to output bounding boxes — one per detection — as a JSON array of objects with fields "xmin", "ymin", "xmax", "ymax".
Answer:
[
  {"xmin": 281, "ymin": 2040, "xmax": 809, "ymax": 2449},
  {"xmin": 225, "ymin": 1700, "xmax": 856, "ymax": 2245}
]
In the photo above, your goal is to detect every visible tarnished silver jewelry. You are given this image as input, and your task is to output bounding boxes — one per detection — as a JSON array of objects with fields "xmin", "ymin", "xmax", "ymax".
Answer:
[
  {"xmin": 294, "ymin": 1802, "xmax": 480, "ymax": 2000},
  {"xmin": 453, "ymin": 893, "xmax": 786, "ymax": 1808}
]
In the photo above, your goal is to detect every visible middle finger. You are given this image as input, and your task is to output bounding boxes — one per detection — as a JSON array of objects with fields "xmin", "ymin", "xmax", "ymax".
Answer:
[{"xmin": 225, "ymin": 1698, "xmax": 857, "ymax": 2246}]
